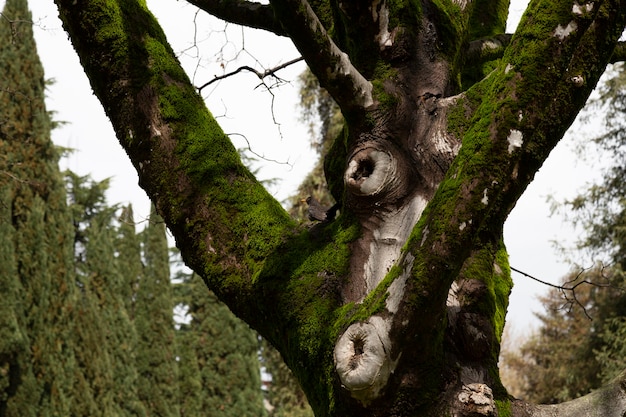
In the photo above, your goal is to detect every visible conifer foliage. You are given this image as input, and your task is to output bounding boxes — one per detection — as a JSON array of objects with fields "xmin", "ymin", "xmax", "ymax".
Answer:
[
  {"xmin": 0, "ymin": 0, "xmax": 77, "ymax": 414},
  {"xmin": 0, "ymin": 1, "xmax": 267, "ymax": 415}
]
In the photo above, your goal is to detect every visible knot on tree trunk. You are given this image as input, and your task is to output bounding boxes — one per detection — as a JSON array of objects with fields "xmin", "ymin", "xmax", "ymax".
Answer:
[
  {"xmin": 345, "ymin": 146, "xmax": 397, "ymax": 196},
  {"xmin": 455, "ymin": 383, "xmax": 496, "ymax": 417},
  {"xmin": 344, "ymin": 141, "xmax": 414, "ymax": 210},
  {"xmin": 333, "ymin": 317, "xmax": 394, "ymax": 405}
]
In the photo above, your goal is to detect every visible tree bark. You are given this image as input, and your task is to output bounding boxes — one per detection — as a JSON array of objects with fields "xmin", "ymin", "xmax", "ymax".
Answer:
[{"xmin": 53, "ymin": 0, "xmax": 626, "ymax": 415}]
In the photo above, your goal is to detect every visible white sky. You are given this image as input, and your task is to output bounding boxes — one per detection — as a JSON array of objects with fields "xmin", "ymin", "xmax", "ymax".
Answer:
[{"xmin": 24, "ymin": 0, "xmax": 608, "ymax": 331}]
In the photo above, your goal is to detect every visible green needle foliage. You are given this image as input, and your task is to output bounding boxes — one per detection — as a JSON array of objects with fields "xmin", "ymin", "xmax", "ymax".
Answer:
[
  {"xmin": 175, "ymin": 270, "xmax": 266, "ymax": 417},
  {"xmin": 136, "ymin": 206, "xmax": 180, "ymax": 417},
  {"xmin": 0, "ymin": 0, "xmax": 78, "ymax": 414}
]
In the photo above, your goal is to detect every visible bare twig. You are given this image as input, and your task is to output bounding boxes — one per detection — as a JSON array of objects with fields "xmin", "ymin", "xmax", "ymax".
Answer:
[
  {"xmin": 227, "ymin": 132, "xmax": 292, "ymax": 167},
  {"xmin": 510, "ymin": 264, "xmax": 622, "ymax": 319},
  {"xmin": 197, "ymin": 56, "xmax": 304, "ymax": 92}
]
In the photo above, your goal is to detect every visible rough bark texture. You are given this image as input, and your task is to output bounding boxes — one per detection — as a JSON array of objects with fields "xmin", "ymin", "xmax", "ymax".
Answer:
[{"xmin": 53, "ymin": 0, "xmax": 626, "ymax": 416}]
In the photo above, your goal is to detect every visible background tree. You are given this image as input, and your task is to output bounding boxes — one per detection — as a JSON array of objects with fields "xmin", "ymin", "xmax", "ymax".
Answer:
[
  {"xmin": 502, "ymin": 62, "xmax": 626, "ymax": 403},
  {"xmin": 116, "ymin": 204, "xmax": 144, "ymax": 318},
  {"xmin": 0, "ymin": 0, "xmax": 79, "ymax": 414},
  {"xmin": 66, "ymin": 173, "xmax": 147, "ymax": 417},
  {"xmin": 135, "ymin": 206, "xmax": 180, "ymax": 417},
  {"xmin": 53, "ymin": 0, "xmax": 626, "ymax": 416},
  {"xmin": 175, "ymin": 271, "xmax": 266, "ymax": 417}
]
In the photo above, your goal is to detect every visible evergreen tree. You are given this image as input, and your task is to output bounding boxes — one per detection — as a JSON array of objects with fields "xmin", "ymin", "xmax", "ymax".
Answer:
[
  {"xmin": 66, "ymin": 173, "xmax": 147, "ymax": 417},
  {"xmin": 176, "ymin": 327, "xmax": 203, "ymax": 417},
  {"xmin": 502, "ymin": 266, "xmax": 626, "ymax": 403},
  {"xmin": 0, "ymin": 186, "xmax": 37, "ymax": 417},
  {"xmin": 261, "ymin": 338, "xmax": 313, "ymax": 417},
  {"xmin": 136, "ymin": 206, "xmax": 180, "ymax": 417},
  {"xmin": 176, "ymin": 272, "xmax": 266, "ymax": 417},
  {"xmin": 116, "ymin": 205, "xmax": 143, "ymax": 318},
  {"xmin": 0, "ymin": 0, "xmax": 78, "ymax": 414}
]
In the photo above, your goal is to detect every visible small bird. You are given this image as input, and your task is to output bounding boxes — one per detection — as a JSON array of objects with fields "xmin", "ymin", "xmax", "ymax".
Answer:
[{"xmin": 301, "ymin": 196, "xmax": 339, "ymax": 222}]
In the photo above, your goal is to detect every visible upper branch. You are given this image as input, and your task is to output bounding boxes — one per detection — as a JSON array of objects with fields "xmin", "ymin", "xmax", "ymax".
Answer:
[
  {"xmin": 186, "ymin": 0, "xmax": 286, "ymax": 36},
  {"xmin": 268, "ymin": 0, "xmax": 373, "ymax": 118}
]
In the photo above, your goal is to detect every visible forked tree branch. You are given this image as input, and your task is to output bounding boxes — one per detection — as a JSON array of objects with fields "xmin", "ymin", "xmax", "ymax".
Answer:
[
  {"xmin": 521, "ymin": 370, "xmax": 626, "ymax": 416},
  {"xmin": 511, "ymin": 264, "xmax": 622, "ymax": 319},
  {"xmin": 268, "ymin": 0, "xmax": 373, "ymax": 117},
  {"xmin": 186, "ymin": 0, "xmax": 286, "ymax": 36},
  {"xmin": 197, "ymin": 57, "xmax": 304, "ymax": 91}
]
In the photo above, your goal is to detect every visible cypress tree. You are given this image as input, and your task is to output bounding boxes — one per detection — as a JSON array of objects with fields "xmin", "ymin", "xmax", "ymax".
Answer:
[
  {"xmin": 0, "ymin": 186, "xmax": 37, "ymax": 417},
  {"xmin": 0, "ymin": 0, "xmax": 77, "ymax": 414},
  {"xmin": 66, "ymin": 173, "xmax": 147, "ymax": 417},
  {"xmin": 177, "ymin": 272, "xmax": 266, "ymax": 417},
  {"xmin": 116, "ymin": 205, "xmax": 143, "ymax": 318},
  {"xmin": 176, "ymin": 328, "xmax": 203, "ymax": 417},
  {"xmin": 136, "ymin": 206, "xmax": 180, "ymax": 417}
]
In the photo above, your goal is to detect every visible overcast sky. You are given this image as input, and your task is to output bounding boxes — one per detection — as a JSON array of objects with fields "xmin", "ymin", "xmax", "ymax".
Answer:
[{"xmin": 23, "ymin": 0, "xmax": 608, "ymax": 331}]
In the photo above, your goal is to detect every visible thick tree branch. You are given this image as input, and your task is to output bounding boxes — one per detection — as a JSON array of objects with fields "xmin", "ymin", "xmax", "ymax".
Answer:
[
  {"xmin": 518, "ymin": 370, "xmax": 626, "ymax": 416},
  {"xmin": 386, "ymin": 0, "xmax": 626, "ymax": 391},
  {"xmin": 466, "ymin": 34, "xmax": 512, "ymax": 65},
  {"xmin": 612, "ymin": 40, "xmax": 626, "ymax": 62},
  {"xmin": 186, "ymin": 0, "xmax": 286, "ymax": 36},
  {"xmin": 268, "ymin": 0, "xmax": 373, "ymax": 118}
]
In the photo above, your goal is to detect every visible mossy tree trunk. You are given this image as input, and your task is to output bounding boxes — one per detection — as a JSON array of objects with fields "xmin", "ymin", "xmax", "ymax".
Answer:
[{"xmin": 54, "ymin": 0, "xmax": 626, "ymax": 416}]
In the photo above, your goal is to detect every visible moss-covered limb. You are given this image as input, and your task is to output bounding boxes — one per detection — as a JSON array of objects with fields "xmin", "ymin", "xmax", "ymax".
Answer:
[
  {"xmin": 186, "ymin": 0, "xmax": 287, "ymax": 36},
  {"xmin": 612, "ymin": 41, "xmax": 626, "ymax": 62},
  {"xmin": 462, "ymin": 34, "xmax": 512, "ymax": 87},
  {"xmin": 380, "ymin": 0, "xmax": 624, "ymax": 394},
  {"xmin": 53, "ymin": 0, "xmax": 295, "ymax": 312},
  {"xmin": 467, "ymin": 0, "xmax": 510, "ymax": 39},
  {"xmin": 448, "ymin": 241, "xmax": 513, "ymax": 395}
]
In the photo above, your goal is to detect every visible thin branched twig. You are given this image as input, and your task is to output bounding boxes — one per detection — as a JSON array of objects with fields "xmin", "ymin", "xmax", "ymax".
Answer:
[
  {"xmin": 197, "ymin": 56, "xmax": 304, "ymax": 92},
  {"xmin": 511, "ymin": 263, "xmax": 623, "ymax": 319}
]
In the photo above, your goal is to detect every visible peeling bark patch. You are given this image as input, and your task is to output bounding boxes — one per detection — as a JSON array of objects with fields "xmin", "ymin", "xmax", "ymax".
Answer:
[
  {"xmin": 372, "ymin": 0, "xmax": 392, "ymax": 49},
  {"xmin": 554, "ymin": 21, "xmax": 577, "ymax": 39},
  {"xmin": 572, "ymin": 2, "xmax": 594, "ymax": 15},
  {"xmin": 385, "ymin": 253, "xmax": 414, "ymax": 314},
  {"xmin": 361, "ymin": 196, "xmax": 427, "ymax": 295},
  {"xmin": 507, "ymin": 129, "xmax": 523, "ymax": 153},
  {"xmin": 456, "ymin": 383, "xmax": 496, "ymax": 416},
  {"xmin": 481, "ymin": 189, "xmax": 489, "ymax": 205}
]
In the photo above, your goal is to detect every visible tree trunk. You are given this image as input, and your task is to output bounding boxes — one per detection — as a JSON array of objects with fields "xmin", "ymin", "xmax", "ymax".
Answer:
[{"xmin": 53, "ymin": 0, "xmax": 626, "ymax": 415}]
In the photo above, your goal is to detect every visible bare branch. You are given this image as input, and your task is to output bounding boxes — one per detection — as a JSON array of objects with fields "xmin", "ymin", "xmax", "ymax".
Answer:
[
  {"xmin": 268, "ymin": 0, "xmax": 373, "ymax": 117},
  {"xmin": 197, "ymin": 57, "xmax": 304, "ymax": 92},
  {"xmin": 510, "ymin": 264, "xmax": 622, "ymax": 319},
  {"xmin": 186, "ymin": 0, "xmax": 286, "ymax": 36}
]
